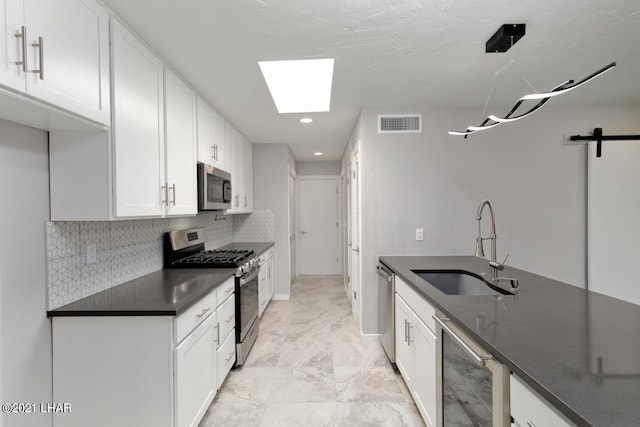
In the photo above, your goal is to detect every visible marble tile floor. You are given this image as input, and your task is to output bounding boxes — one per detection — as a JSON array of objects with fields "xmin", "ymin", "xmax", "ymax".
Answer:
[{"xmin": 199, "ymin": 275, "xmax": 426, "ymax": 427}]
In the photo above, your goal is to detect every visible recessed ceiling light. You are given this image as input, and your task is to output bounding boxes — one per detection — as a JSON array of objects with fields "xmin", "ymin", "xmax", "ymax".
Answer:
[
  {"xmin": 314, "ymin": 152, "xmax": 323, "ymax": 156},
  {"xmin": 300, "ymin": 118, "xmax": 313, "ymax": 124},
  {"xmin": 258, "ymin": 59, "xmax": 334, "ymax": 113}
]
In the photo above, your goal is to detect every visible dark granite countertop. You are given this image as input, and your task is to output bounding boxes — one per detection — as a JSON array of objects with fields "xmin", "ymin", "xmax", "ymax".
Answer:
[
  {"xmin": 379, "ymin": 256, "xmax": 640, "ymax": 427},
  {"xmin": 47, "ymin": 269, "xmax": 235, "ymax": 317}
]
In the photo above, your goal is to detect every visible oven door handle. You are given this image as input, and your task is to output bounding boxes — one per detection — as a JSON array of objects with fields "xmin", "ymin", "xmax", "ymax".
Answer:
[
  {"xmin": 240, "ymin": 266, "xmax": 260, "ymax": 285},
  {"xmin": 433, "ymin": 314, "xmax": 492, "ymax": 366}
]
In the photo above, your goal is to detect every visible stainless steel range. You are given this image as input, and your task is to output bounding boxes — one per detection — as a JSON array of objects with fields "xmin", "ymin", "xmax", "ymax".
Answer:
[{"xmin": 164, "ymin": 228, "xmax": 260, "ymax": 366}]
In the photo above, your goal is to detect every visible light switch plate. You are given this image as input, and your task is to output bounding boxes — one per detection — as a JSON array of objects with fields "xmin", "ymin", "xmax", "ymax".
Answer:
[{"xmin": 416, "ymin": 228, "xmax": 424, "ymax": 241}]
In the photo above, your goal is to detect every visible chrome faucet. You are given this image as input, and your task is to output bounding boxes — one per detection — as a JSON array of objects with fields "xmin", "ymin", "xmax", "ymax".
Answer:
[{"xmin": 475, "ymin": 200, "xmax": 519, "ymax": 291}]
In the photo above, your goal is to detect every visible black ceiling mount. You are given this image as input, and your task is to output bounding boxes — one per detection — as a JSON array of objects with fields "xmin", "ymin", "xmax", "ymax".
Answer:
[{"xmin": 486, "ymin": 24, "xmax": 526, "ymax": 53}]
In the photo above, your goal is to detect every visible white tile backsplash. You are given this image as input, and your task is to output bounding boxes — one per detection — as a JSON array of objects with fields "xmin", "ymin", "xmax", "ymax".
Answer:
[
  {"xmin": 233, "ymin": 210, "xmax": 275, "ymax": 242},
  {"xmin": 46, "ymin": 210, "xmax": 274, "ymax": 310}
]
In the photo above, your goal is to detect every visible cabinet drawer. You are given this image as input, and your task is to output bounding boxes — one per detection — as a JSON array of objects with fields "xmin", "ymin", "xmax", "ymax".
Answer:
[
  {"xmin": 217, "ymin": 328, "xmax": 236, "ymax": 390},
  {"xmin": 217, "ymin": 294, "xmax": 235, "ymax": 345},
  {"xmin": 396, "ymin": 276, "xmax": 436, "ymax": 333},
  {"xmin": 216, "ymin": 276, "xmax": 235, "ymax": 304},
  {"xmin": 511, "ymin": 375, "xmax": 574, "ymax": 427},
  {"xmin": 176, "ymin": 290, "xmax": 217, "ymax": 343}
]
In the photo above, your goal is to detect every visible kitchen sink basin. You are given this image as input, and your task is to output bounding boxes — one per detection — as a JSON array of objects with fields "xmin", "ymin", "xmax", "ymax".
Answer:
[{"xmin": 411, "ymin": 270, "xmax": 513, "ymax": 296}]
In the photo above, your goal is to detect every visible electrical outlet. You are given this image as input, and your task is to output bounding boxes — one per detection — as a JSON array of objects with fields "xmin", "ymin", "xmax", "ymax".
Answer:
[
  {"xmin": 416, "ymin": 228, "xmax": 424, "ymax": 241},
  {"xmin": 86, "ymin": 243, "xmax": 97, "ymax": 264}
]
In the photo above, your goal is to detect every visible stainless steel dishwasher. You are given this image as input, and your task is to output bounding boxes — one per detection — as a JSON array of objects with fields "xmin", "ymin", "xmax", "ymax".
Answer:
[{"xmin": 377, "ymin": 261, "xmax": 395, "ymax": 364}]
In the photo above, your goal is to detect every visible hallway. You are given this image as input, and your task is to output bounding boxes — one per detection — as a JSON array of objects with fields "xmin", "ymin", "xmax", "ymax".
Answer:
[{"xmin": 200, "ymin": 275, "xmax": 425, "ymax": 426}]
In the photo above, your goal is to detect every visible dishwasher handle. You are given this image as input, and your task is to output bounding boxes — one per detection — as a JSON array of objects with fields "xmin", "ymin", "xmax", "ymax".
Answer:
[{"xmin": 376, "ymin": 263, "xmax": 393, "ymax": 282}]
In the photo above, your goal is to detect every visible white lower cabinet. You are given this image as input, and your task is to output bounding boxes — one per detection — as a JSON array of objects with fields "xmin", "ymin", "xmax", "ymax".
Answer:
[
  {"xmin": 258, "ymin": 248, "xmax": 274, "ymax": 317},
  {"xmin": 395, "ymin": 276, "xmax": 437, "ymax": 427},
  {"xmin": 175, "ymin": 312, "xmax": 216, "ymax": 427},
  {"xmin": 52, "ymin": 277, "xmax": 236, "ymax": 427},
  {"xmin": 511, "ymin": 374, "xmax": 575, "ymax": 427},
  {"xmin": 217, "ymin": 323, "xmax": 237, "ymax": 389}
]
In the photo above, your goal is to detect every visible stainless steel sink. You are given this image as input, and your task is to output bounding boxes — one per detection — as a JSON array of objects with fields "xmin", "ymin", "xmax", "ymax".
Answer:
[{"xmin": 411, "ymin": 270, "xmax": 513, "ymax": 296}]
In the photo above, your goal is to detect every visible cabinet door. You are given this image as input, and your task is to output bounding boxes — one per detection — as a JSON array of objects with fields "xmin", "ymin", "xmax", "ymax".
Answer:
[
  {"xmin": 395, "ymin": 295, "xmax": 413, "ymax": 385},
  {"xmin": 0, "ymin": 0, "xmax": 25, "ymax": 91},
  {"xmin": 24, "ymin": 0, "xmax": 110, "ymax": 124},
  {"xmin": 197, "ymin": 96, "xmax": 226, "ymax": 169},
  {"xmin": 164, "ymin": 67, "xmax": 197, "ymax": 216},
  {"xmin": 267, "ymin": 257, "xmax": 274, "ymax": 300},
  {"xmin": 242, "ymin": 135, "xmax": 253, "ymax": 211},
  {"xmin": 175, "ymin": 312, "xmax": 216, "ymax": 427},
  {"xmin": 412, "ymin": 315, "xmax": 437, "ymax": 427},
  {"xmin": 258, "ymin": 265, "xmax": 268, "ymax": 317},
  {"xmin": 111, "ymin": 18, "xmax": 165, "ymax": 218},
  {"xmin": 217, "ymin": 327, "xmax": 236, "ymax": 390},
  {"xmin": 226, "ymin": 123, "xmax": 243, "ymax": 212}
]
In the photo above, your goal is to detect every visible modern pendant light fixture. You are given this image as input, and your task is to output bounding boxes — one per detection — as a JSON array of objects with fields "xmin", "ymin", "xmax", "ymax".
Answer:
[
  {"xmin": 449, "ymin": 62, "xmax": 616, "ymax": 137},
  {"xmin": 449, "ymin": 24, "xmax": 617, "ymax": 137}
]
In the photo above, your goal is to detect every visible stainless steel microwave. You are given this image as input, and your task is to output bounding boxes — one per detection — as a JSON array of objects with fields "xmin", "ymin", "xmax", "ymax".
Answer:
[{"xmin": 197, "ymin": 162, "xmax": 231, "ymax": 211}]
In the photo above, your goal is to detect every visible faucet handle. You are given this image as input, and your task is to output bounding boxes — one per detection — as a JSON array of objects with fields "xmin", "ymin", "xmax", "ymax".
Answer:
[
  {"xmin": 489, "ymin": 261, "xmax": 505, "ymax": 271},
  {"xmin": 502, "ymin": 253, "xmax": 510, "ymax": 265}
]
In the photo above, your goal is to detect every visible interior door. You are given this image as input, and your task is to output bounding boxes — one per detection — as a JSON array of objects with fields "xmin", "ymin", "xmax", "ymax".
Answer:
[
  {"xmin": 351, "ymin": 149, "xmax": 361, "ymax": 321},
  {"xmin": 297, "ymin": 176, "xmax": 340, "ymax": 275},
  {"xmin": 588, "ymin": 140, "xmax": 640, "ymax": 304},
  {"xmin": 288, "ymin": 174, "xmax": 296, "ymax": 283}
]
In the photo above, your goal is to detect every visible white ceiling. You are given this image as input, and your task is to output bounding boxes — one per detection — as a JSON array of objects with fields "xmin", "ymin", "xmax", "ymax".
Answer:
[{"xmin": 101, "ymin": 0, "xmax": 640, "ymax": 161}]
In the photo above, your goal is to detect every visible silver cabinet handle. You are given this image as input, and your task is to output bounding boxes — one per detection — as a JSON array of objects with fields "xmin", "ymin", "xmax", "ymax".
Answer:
[
  {"xmin": 210, "ymin": 145, "xmax": 215, "ymax": 160},
  {"xmin": 170, "ymin": 183, "xmax": 176, "ymax": 205},
  {"xmin": 15, "ymin": 26, "xmax": 27, "ymax": 72},
  {"xmin": 225, "ymin": 314, "xmax": 233, "ymax": 324},
  {"xmin": 526, "ymin": 422, "xmax": 536, "ymax": 427},
  {"xmin": 195, "ymin": 307, "xmax": 210, "ymax": 319},
  {"xmin": 161, "ymin": 184, "xmax": 168, "ymax": 205},
  {"xmin": 32, "ymin": 36, "xmax": 44, "ymax": 80},
  {"xmin": 404, "ymin": 319, "xmax": 408, "ymax": 343},
  {"xmin": 407, "ymin": 323, "xmax": 414, "ymax": 344},
  {"xmin": 225, "ymin": 352, "xmax": 234, "ymax": 362},
  {"xmin": 214, "ymin": 144, "xmax": 218, "ymax": 160},
  {"xmin": 433, "ymin": 315, "xmax": 491, "ymax": 366},
  {"xmin": 224, "ymin": 287, "xmax": 232, "ymax": 295},
  {"xmin": 214, "ymin": 323, "xmax": 220, "ymax": 345}
]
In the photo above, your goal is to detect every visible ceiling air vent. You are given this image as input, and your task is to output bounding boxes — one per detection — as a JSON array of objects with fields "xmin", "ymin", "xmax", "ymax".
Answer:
[{"xmin": 378, "ymin": 114, "xmax": 422, "ymax": 134}]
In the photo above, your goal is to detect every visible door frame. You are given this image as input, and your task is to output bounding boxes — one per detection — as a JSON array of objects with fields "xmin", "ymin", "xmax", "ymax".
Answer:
[{"xmin": 295, "ymin": 175, "xmax": 342, "ymax": 276}]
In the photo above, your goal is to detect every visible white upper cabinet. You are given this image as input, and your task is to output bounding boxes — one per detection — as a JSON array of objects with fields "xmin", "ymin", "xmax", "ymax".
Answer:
[
  {"xmin": 164, "ymin": 67, "xmax": 197, "ymax": 216},
  {"xmin": 111, "ymin": 17, "xmax": 165, "ymax": 218},
  {"xmin": 0, "ymin": 0, "xmax": 25, "ymax": 91},
  {"xmin": 197, "ymin": 96, "xmax": 227, "ymax": 170},
  {"xmin": 0, "ymin": 0, "xmax": 110, "ymax": 125},
  {"xmin": 225, "ymin": 123, "xmax": 253, "ymax": 214}
]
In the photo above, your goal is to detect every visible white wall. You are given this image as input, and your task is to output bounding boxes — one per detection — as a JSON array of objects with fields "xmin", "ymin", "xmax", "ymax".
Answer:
[
  {"xmin": 354, "ymin": 104, "xmax": 640, "ymax": 334},
  {"xmin": 0, "ymin": 119, "xmax": 52, "ymax": 427},
  {"xmin": 296, "ymin": 160, "xmax": 342, "ymax": 176},
  {"xmin": 253, "ymin": 143, "xmax": 292, "ymax": 298}
]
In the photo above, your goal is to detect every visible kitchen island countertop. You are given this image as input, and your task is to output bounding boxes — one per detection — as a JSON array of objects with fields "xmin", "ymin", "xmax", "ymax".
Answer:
[{"xmin": 380, "ymin": 255, "xmax": 640, "ymax": 427}]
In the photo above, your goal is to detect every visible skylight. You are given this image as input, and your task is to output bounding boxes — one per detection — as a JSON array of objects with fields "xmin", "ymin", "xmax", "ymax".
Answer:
[{"xmin": 258, "ymin": 59, "xmax": 334, "ymax": 114}]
